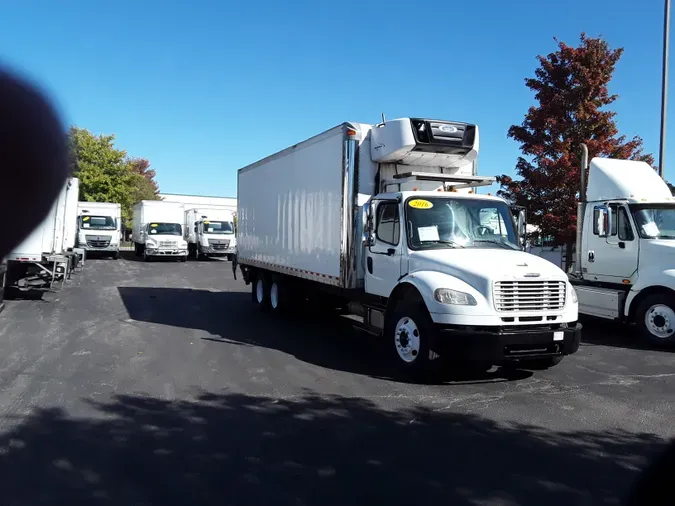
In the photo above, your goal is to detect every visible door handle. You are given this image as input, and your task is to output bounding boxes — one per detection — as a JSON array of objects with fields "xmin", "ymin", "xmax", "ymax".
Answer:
[
  {"xmin": 367, "ymin": 257, "xmax": 373, "ymax": 274},
  {"xmin": 588, "ymin": 250, "xmax": 595, "ymax": 262},
  {"xmin": 618, "ymin": 242, "xmax": 626, "ymax": 249},
  {"xmin": 387, "ymin": 248, "xmax": 395, "ymax": 256}
]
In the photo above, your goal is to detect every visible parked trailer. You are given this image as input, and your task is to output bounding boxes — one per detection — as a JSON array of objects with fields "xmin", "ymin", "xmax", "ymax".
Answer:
[
  {"xmin": 185, "ymin": 206, "xmax": 236, "ymax": 260},
  {"xmin": 568, "ymin": 145, "xmax": 675, "ymax": 346},
  {"xmin": 132, "ymin": 200, "xmax": 188, "ymax": 262},
  {"xmin": 236, "ymin": 118, "xmax": 581, "ymax": 376},
  {"xmin": 5, "ymin": 177, "xmax": 80, "ymax": 291},
  {"xmin": 76, "ymin": 202, "xmax": 122, "ymax": 259}
]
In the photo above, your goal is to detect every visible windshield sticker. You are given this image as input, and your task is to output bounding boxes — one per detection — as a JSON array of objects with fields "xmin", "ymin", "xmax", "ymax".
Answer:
[
  {"xmin": 150, "ymin": 223, "xmax": 158, "ymax": 227},
  {"xmin": 418, "ymin": 226, "xmax": 440, "ymax": 242},
  {"xmin": 408, "ymin": 199, "xmax": 433, "ymax": 209},
  {"xmin": 82, "ymin": 216, "xmax": 90, "ymax": 221},
  {"xmin": 204, "ymin": 220, "xmax": 210, "ymax": 224}
]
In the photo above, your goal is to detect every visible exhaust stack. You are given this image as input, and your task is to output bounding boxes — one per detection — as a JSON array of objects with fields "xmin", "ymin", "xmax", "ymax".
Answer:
[{"xmin": 574, "ymin": 144, "xmax": 589, "ymax": 276}]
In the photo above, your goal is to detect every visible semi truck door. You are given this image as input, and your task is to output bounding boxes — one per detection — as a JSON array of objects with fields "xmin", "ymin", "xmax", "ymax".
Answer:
[
  {"xmin": 365, "ymin": 200, "xmax": 403, "ymax": 298},
  {"xmin": 603, "ymin": 204, "xmax": 639, "ymax": 280}
]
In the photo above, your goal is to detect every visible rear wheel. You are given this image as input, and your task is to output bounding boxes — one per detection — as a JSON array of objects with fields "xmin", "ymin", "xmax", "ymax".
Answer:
[
  {"xmin": 252, "ymin": 274, "xmax": 270, "ymax": 310},
  {"xmin": 636, "ymin": 294, "xmax": 675, "ymax": 347}
]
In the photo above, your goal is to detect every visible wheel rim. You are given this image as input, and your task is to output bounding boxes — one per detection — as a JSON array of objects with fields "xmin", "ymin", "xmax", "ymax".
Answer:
[
  {"xmin": 270, "ymin": 282, "xmax": 279, "ymax": 309},
  {"xmin": 256, "ymin": 279, "xmax": 265, "ymax": 304},
  {"xmin": 645, "ymin": 304, "xmax": 675, "ymax": 339},
  {"xmin": 394, "ymin": 316, "xmax": 421, "ymax": 363}
]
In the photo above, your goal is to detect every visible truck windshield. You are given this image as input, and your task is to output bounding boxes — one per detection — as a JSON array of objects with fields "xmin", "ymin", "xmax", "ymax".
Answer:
[
  {"xmin": 202, "ymin": 221, "xmax": 234, "ymax": 234},
  {"xmin": 80, "ymin": 215, "xmax": 116, "ymax": 230},
  {"xmin": 147, "ymin": 223, "xmax": 182, "ymax": 236},
  {"xmin": 405, "ymin": 197, "xmax": 519, "ymax": 250},
  {"xmin": 630, "ymin": 204, "xmax": 675, "ymax": 239}
]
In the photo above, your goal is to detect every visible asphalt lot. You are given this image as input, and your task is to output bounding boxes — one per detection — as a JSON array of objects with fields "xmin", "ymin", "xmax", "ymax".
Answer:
[{"xmin": 0, "ymin": 255, "xmax": 673, "ymax": 505}]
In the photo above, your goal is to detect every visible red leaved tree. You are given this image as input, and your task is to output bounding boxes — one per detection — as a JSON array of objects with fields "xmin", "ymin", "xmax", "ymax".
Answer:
[
  {"xmin": 498, "ymin": 33, "xmax": 654, "ymax": 266},
  {"xmin": 127, "ymin": 157, "xmax": 160, "ymax": 201}
]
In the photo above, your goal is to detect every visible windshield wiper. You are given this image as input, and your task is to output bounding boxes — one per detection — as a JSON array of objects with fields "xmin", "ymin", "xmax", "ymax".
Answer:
[
  {"xmin": 421, "ymin": 239, "xmax": 465, "ymax": 249},
  {"xmin": 472, "ymin": 239, "xmax": 518, "ymax": 250}
]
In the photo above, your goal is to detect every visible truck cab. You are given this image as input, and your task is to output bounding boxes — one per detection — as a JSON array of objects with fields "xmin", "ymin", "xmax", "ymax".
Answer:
[
  {"xmin": 76, "ymin": 202, "xmax": 122, "ymax": 259},
  {"xmin": 570, "ymin": 154, "xmax": 675, "ymax": 345},
  {"xmin": 185, "ymin": 207, "xmax": 236, "ymax": 260}
]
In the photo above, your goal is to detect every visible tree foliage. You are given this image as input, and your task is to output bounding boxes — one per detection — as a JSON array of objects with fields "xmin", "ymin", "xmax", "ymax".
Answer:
[
  {"xmin": 68, "ymin": 127, "xmax": 160, "ymax": 222},
  {"xmin": 498, "ymin": 33, "xmax": 654, "ymax": 246}
]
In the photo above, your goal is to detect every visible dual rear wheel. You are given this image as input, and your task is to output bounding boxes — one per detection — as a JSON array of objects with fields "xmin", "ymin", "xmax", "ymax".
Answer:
[{"xmin": 252, "ymin": 274, "xmax": 286, "ymax": 312}]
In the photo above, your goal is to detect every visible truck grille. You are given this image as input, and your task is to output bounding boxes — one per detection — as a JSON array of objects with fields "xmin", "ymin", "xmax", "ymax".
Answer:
[
  {"xmin": 159, "ymin": 241, "xmax": 177, "ymax": 248},
  {"xmin": 208, "ymin": 239, "xmax": 230, "ymax": 250},
  {"xmin": 85, "ymin": 235, "xmax": 111, "ymax": 248},
  {"xmin": 493, "ymin": 280, "xmax": 566, "ymax": 312}
]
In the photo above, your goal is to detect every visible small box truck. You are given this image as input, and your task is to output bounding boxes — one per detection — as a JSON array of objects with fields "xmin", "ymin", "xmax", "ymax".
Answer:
[
  {"xmin": 132, "ymin": 200, "xmax": 188, "ymax": 261},
  {"xmin": 76, "ymin": 201, "xmax": 122, "ymax": 259},
  {"xmin": 235, "ymin": 118, "xmax": 582, "ymax": 376},
  {"xmin": 184, "ymin": 206, "xmax": 236, "ymax": 260},
  {"xmin": 568, "ymin": 144, "xmax": 675, "ymax": 347},
  {"xmin": 5, "ymin": 177, "xmax": 80, "ymax": 291}
]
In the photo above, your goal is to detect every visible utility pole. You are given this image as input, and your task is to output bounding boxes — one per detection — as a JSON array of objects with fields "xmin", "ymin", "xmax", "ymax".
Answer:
[{"xmin": 659, "ymin": 0, "xmax": 671, "ymax": 178}]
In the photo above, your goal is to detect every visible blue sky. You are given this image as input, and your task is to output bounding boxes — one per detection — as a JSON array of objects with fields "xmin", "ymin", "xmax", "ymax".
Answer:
[{"xmin": 0, "ymin": 0, "xmax": 671, "ymax": 197}]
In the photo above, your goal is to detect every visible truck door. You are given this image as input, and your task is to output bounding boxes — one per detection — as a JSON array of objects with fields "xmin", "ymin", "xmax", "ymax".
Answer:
[
  {"xmin": 365, "ymin": 200, "xmax": 403, "ymax": 298},
  {"xmin": 584, "ymin": 203, "xmax": 638, "ymax": 282}
]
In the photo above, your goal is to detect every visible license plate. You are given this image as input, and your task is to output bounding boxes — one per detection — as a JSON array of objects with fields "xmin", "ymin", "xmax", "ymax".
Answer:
[{"xmin": 553, "ymin": 331, "xmax": 564, "ymax": 341}]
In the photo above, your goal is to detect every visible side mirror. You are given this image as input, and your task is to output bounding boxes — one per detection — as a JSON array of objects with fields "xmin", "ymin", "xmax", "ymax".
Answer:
[
  {"xmin": 595, "ymin": 205, "xmax": 611, "ymax": 237},
  {"xmin": 363, "ymin": 202, "xmax": 374, "ymax": 247},
  {"xmin": 516, "ymin": 208, "xmax": 527, "ymax": 250},
  {"xmin": 194, "ymin": 225, "xmax": 198, "ymax": 233}
]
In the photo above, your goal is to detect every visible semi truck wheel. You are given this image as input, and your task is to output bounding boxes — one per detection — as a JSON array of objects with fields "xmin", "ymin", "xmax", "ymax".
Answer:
[
  {"xmin": 636, "ymin": 294, "xmax": 675, "ymax": 347},
  {"xmin": 386, "ymin": 300, "xmax": 441, "ymax": 378},
  {"xmin": 252, "ymin": 275, "xmax": 270, "ymax": 310}
]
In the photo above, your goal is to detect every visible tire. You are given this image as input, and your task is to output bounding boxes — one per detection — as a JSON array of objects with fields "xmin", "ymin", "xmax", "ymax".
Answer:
[
  {"xmin": 181, "ymin": 255, "xmax": 187, "ymax": 262},
  {"xmin": 518, "ymin": 356, "xmax": 564, "ymax": 370},
  {"xmin": 252, "ymin": 275, "xmax": 270, "ymax": 311},
  {"xmin": 134, "ymin": 243, "xmax": 141, "ymax": 257},
  {"xmin": 636, "ymin": 293, "xmax": 675, "ymax": 347},
  {"xmin": 143, "ymin": 248, "xmax": 150, "ymax": 262},
  {"xmin": 385, "ymin": 299, "xmax": 441, "ymax": 379},
  {"xmin": 269, "ymin": 276, "xmax": 292, "ymax": 313},
  {"xmin": 112, "ymin": 252, "xmax": 119, "ymax": 260}
]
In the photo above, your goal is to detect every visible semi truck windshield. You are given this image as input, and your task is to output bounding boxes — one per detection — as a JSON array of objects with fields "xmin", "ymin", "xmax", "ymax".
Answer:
[
  {"xmin": 80, "ymin": 215, "xmax": 115, "ymax": 230},
  {"xmin": 630, "ymin": 204, "xmax": 675, "ymax": 239},
  {"xmin": 405, "ymin": 197, "xmax": 519, "ymax": 250}
]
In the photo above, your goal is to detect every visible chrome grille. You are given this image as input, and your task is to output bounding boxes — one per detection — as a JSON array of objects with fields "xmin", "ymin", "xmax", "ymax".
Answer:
[
  {"xmin": 493, "ymin": 280, "xmax": 566, "ymax": 312},
  {"xmin": 85, "ymin": 235, "xmax": 111, "ymax": 248},
  {"xmin": 208, "ymin": 239, "xmax": 230, "ymax": 250},
  {"xmin": 159, "ymin": 241, "xmax": 177, "ymax": 248}
]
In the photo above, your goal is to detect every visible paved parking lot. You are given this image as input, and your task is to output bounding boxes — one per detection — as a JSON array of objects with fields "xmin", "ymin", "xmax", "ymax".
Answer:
[{"xmin": 0, "ymin": 255, "xmax": 673, "ymax": 505}]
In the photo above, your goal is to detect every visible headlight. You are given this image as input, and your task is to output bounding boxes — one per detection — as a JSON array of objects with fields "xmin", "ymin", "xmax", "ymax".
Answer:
[
  {"xmin": 146, "ymin": 239, "xmax": 157, "ymax": 247},
  {"xmin": 569, "ymin": 284, "xmax": 578, "ymax": 304},
  {"xmin": 434, "ymin": 288, "xmax": 477, "ymax": 306}
]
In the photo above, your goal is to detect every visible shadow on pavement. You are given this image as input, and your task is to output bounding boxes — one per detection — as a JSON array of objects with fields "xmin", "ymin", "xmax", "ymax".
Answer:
[
  {"xmin": 117, "ymin": 287, "xmax": 532, "ymax": 384},
  {"xmin": 0, "ymin": 390, "xmax": 667, "ymax": 505},
  {"xmin": 580, "ymin": 316, "xmax": 675, "ymax": 353}
]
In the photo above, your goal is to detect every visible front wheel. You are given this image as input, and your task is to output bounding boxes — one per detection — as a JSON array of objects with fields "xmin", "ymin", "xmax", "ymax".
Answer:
[
  {"xmin": 143, "ymin": 248, "xmax": 150, "ymax": 262},
  {"xmin": 636, "ymin": 294, "xmax": 675, "ymax": 347},
  {"xmin": 386, "ymin": 300, "xmax": 441, "ymax": 379}
]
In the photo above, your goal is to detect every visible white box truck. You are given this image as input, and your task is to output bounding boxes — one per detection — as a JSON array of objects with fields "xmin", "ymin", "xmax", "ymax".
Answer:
[
  {"xmin": 235, "ymin": 118, "xmax": 581, "ymax": 376},
  {"xmin": 5, "ymin": 177, "xmax": 80, "ymax": 290},
  {"xmin": 568, "ymin": 144, "xmax": 675, "ymax": 347},
  {"xmin": 76, "ymin": 201, "xmax": 122, "ymax": 259},
  {"xmin": 132, "ymin": 200, "xmax": 188, "ymax": 261},
  {"xmin": 185, "ymin": 206, "xmax": 236, "ymax": 260}
]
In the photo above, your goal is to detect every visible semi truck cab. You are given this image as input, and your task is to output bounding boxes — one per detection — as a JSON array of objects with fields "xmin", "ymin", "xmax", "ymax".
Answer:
[
  {"xmin": 185, "ymin": 207, "xmax": 236, "ymax": 260},
  {"xmin": 77, "ymin": 202, "xmax": 121, "ymax": 259},
  {"xmin": 570, "ymin": 152, "xmax": 675, "ymax": 345}
]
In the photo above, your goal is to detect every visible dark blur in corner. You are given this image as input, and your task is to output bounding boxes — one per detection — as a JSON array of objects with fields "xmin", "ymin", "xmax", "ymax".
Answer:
[{"xmin": 0, "ymin": 66, "xmax": 69, "ymax": 260}]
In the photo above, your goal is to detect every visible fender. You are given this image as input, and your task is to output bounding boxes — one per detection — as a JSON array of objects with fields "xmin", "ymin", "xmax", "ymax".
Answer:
[
  {"xmin": 625, "ymin": 268, "xmax": 675, "ymax": 317},
  {"xmin": 392, "ymin": 270, "xmax": 489, "ymax": 315}
]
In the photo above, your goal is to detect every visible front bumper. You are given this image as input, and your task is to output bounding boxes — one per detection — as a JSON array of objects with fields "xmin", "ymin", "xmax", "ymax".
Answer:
[
  {"xmin": 84, "ymin": 245, "xmax": 118, "ymax": 252},
  {"xmin": 146, "ymin": 248, "xmax": 188, "ymax": 257},
  {"xmin": 436, "ymin": 323, "xmax": 582, "ymax": 363},
  {"xmin": 199, "ymin": 246, "xmax": 235, "ymax": 256}
]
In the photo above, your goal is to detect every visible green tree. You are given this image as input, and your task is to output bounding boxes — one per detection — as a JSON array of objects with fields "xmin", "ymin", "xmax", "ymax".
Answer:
[{"xmin": 68, "ymin": 126, "xmax": 134, "ymax": 220}]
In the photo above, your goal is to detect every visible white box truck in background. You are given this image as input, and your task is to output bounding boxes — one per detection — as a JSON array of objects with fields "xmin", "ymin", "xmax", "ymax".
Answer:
[
  {"xmin": 236, "ymin": 118, "xmax": 581, "ymax": 377},
  {"xmin": 568, "ymin": 144, "xmax": 675, "ymax": 347},
  {"xmin": 76, "ymin": 202, "xmax": 122, "ymax": 259},
  {"xmin": 5, "ymin": 177, "xmax": 80, "ymax": 291},
  {"xmin": 185, "ymin": 207, "xmax": 236, "ymax": 260},
  {"xmin": 132, "ymin": 200, "xmax": 188, "ymax": 262}
]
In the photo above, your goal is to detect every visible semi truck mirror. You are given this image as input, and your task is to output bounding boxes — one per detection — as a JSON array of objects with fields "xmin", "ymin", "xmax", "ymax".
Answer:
[
  {"xmin": 516, "ymin": 209, "xmax": 527, "ymax": 250},
  {"xmin": 594, "ymin": 205, "xmax": 611, "ymax": 237}
]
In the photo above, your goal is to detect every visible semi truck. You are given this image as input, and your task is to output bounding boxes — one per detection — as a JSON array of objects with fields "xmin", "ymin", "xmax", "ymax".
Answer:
[
  {"xmin": 235, "ymin": 118, "xmax": 582, "ymax": 376},
  {"xmin": 132, "ymin": 200, "xmax": 188, "ymax": 262},
  {"xmin": 568, "ymin": 144, "xmax": 675, "ymax": 346},
  {"xmin": 76, "ymin": 201, "xmax": 122, "ymax": 259},
  {"xmin": 184, "ymin": 206, "xmax": 236, "ymax": 260},
  {"xmin": 5, "ymin": 177, "xmax": 80, "ymax": 291}
]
